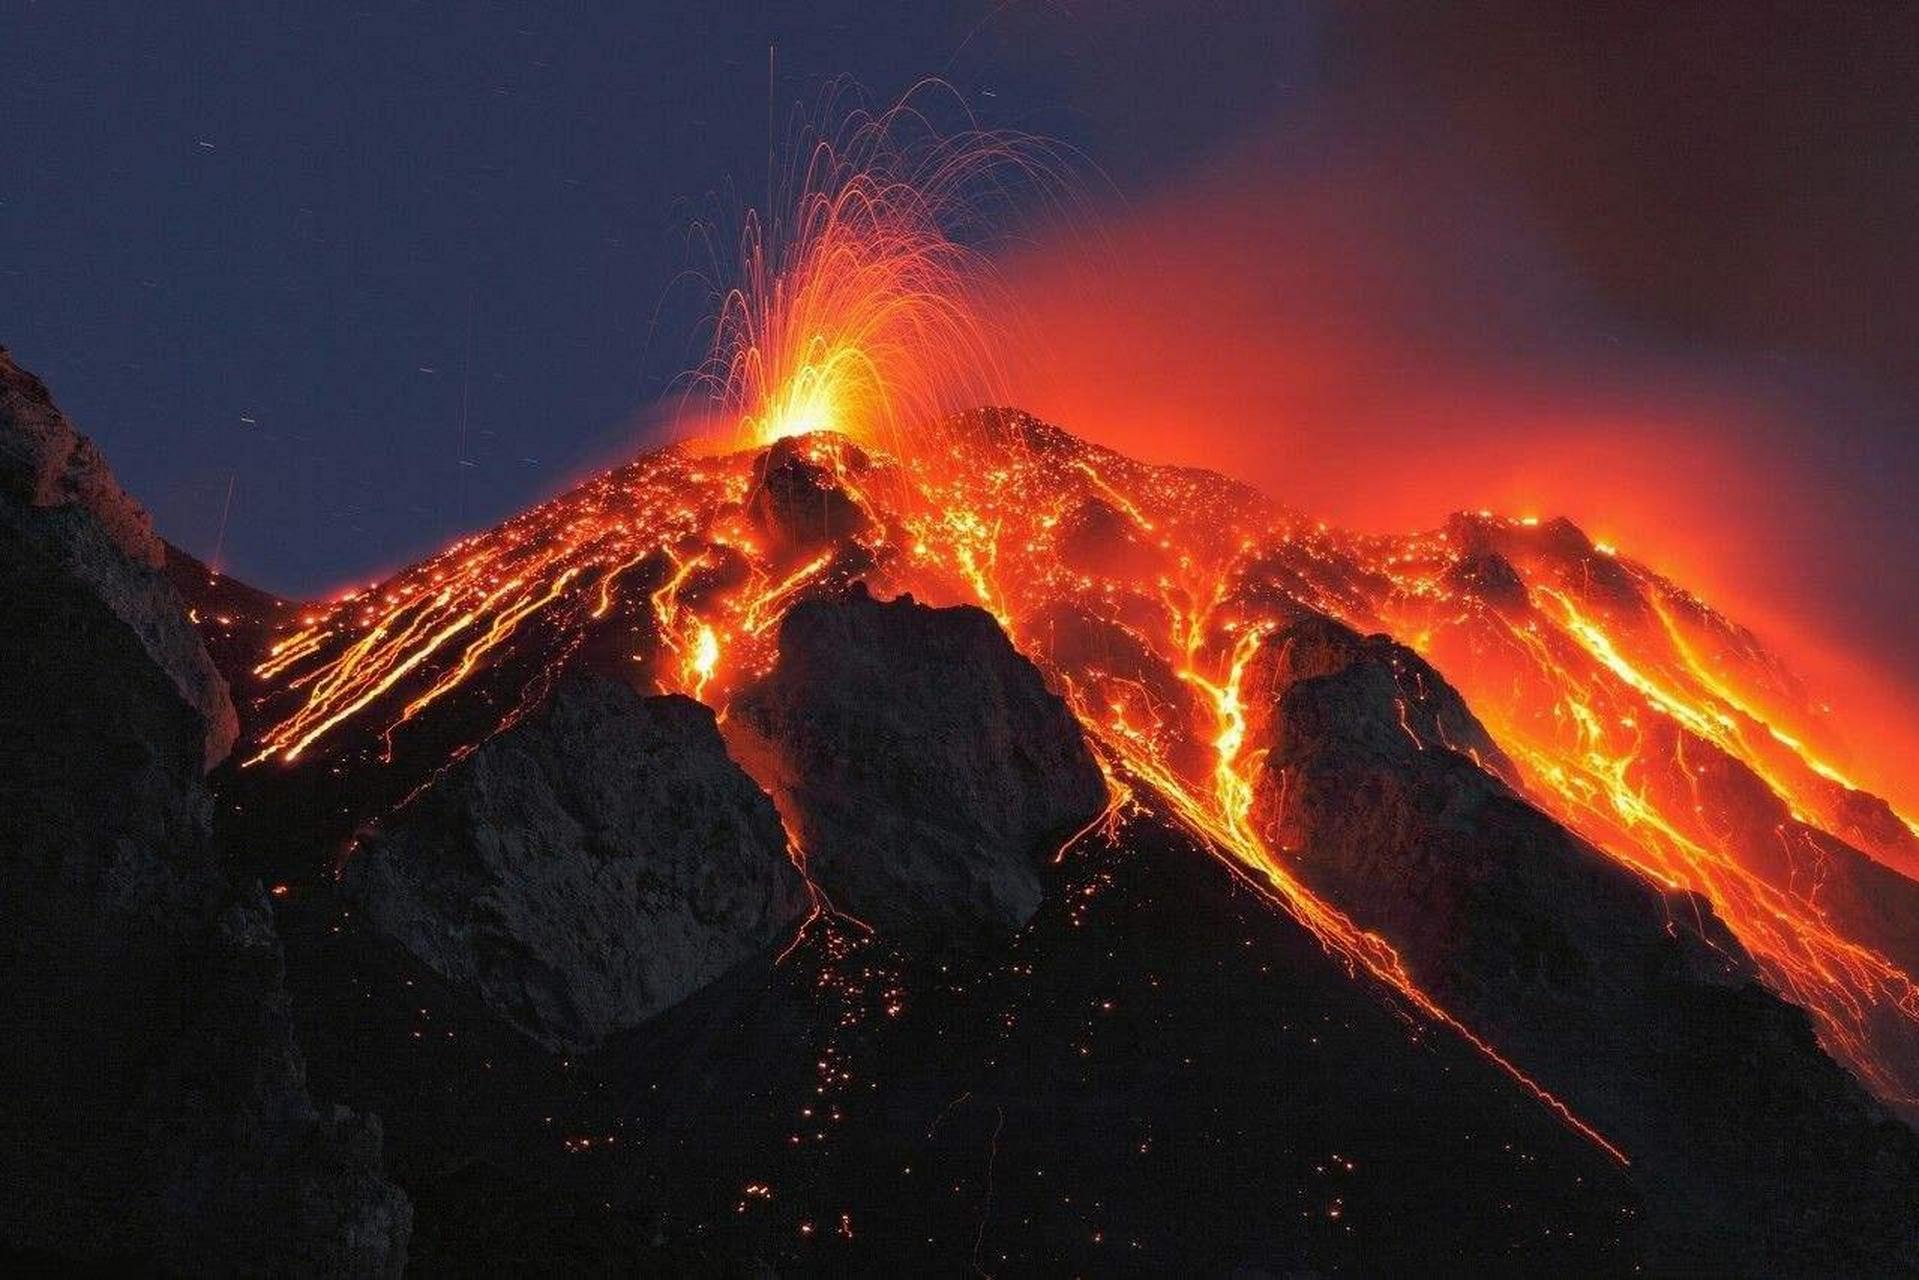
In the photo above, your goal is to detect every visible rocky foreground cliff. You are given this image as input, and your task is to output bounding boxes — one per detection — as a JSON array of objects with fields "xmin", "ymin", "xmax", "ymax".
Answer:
[{"xmin": 0, "ymin": 348, "xmax": 410, "ymax": 1272}]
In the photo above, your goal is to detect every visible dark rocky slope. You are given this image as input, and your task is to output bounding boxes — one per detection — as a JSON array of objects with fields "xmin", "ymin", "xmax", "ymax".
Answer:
[
  {"xmin": 0, "ymin": 348, "xmax": 237, "ymax": 767},
  {"xmin": 0, "ymin": 347, "xmax": 409, "ymax": 1273},
  {"xmin": 282, "ymin": 814, "xmax": 1647, "ymax": 1274},
  {"xmin": 1245, "ymin": 614, "xmax": 1919, "ymax": 1272},
  {"xmin": 164, "ymin": 542, "xmax": 308, "ymax": 686},
  {"xmin": 344, "ymin": 677, "xmax": 810, "ymax": 1053}
]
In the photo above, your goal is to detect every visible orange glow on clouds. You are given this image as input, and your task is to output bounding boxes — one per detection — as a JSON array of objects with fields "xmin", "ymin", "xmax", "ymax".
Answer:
[{"xmin": 994, "ymin": 127, "xmax": 1919, "ymax": 819}]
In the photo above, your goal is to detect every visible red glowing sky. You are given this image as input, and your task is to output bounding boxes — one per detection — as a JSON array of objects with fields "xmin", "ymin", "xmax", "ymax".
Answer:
[{"xmin": 992, "ymin": 113, "xmax": 1919, "ymax": 813}]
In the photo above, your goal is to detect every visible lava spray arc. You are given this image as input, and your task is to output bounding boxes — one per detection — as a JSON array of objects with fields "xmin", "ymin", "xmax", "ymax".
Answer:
[{"xmin": 686, "ymin": 79, "xmax": 1084, "ymax": 455}]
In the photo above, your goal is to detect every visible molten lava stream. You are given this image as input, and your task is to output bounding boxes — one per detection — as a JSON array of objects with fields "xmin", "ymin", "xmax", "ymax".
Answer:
[
  {"xmin": 877, "ymin": 438, "xmax": 1630, "ymax": 1164},
  {"xmin": 1373, "ymin": 539, "xmax": 1919, "ymax": 1111},
  {"xmin": 1053, "ymin": 602, "xmax": 1628, "ymax": 1166}
]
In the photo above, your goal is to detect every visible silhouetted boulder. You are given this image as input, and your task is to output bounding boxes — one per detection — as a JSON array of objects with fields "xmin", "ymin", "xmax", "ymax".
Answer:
[
  {"xmin": 344, "ymin": 676, "xmax": 810, "ymax": 1053},
  {"xmin": 731, "ymin": 586, "xmax": 1107, "ymax": 936},
  {"xmin": 745, "ymin": 433, "xmax": 875, "ymax": 558},
  {"xmin": 1442, "ymin": 550, "xmax": 1530, "ymax": 613}
]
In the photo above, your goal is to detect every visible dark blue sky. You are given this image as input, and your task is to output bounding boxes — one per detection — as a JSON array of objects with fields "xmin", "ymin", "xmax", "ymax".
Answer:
[
  {"xmin": 5, "ymin": 1, "xmax": 1317, "ymax": 592},
  {"xmin": 8, "ymin": 0, "xmax": 1918, "ymax": 685}
]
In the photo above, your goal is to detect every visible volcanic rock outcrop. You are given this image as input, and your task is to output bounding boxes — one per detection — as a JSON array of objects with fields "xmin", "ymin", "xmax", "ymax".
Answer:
[
  {"xmin": 745, "ymin": 432, "xmax": 876, "ymax": 557},
  {"xmin": 164, "ymin": 543, "xmax": 305, "ymax": 683},
  {"xmin": 1243, "ymin": 614, "xmax": 1919, "ymax": 1272},
  {"xmin": 731, "ymin": 586, "xmax": 1107, "ymax": 936},
  {"xmin": 0, "ymin": 347, "xmax": 408, "ymax": 1272},
  {"xmin": 0, "ymin": 346, "xmax": 237, "ymax": 766},
  {"xmin": 345, "ymin": 676, "xmax": 811, "ymax": 1053}
]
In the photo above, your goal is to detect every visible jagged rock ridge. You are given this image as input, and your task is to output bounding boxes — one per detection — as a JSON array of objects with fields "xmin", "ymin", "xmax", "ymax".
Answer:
[
  {"xmin": 0, "ymin": 347, "xmax": 237, "ymax": 766},
  {"xmin": 1244, "ymin": 615, "xmax": 1919, "ymax": 1271}
]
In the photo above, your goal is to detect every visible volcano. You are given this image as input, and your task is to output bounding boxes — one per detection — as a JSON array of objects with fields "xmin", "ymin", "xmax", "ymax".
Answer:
[{"xmin": 6, "ymin": 345, "xmax": 1919, "ymax": 1274}]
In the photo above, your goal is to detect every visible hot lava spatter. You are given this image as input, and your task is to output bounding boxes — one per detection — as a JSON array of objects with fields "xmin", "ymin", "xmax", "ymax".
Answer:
[
  {"xmin": 685, "ymin": 81, "xmax": 1078, "ymax": 455},
  {"xmin": 237, "ymin": 406, "xmax": 1919, "ymax": 1159}
]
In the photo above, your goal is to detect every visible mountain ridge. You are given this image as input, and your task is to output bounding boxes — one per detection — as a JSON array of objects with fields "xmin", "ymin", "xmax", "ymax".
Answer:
[{"xmin": 7, "ymin": 348, "xmax": 1919, "ymax": 1271}]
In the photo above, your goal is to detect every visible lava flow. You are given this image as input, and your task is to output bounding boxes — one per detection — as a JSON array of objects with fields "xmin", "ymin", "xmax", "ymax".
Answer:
[
  {"xmin": 239, "ymin": 407, "xmax": 1634, "ymax": 1165},
  {"xmin": 235, "ymin": 94, "xmax": 1919, "ymax": 1164},
  {"xmin": 1363, "ymin": 514, "xmax": 1919, "ymax": 1110}
]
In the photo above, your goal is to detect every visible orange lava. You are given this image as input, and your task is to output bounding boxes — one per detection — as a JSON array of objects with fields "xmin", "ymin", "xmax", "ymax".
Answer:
[
  {"xmin": 686, "ymin": 80, "xmax": 1075, "ymax": 456},
  {"xmin": 1366, "ymin": 514, "xmax": 1919, "ymax": 1110}
]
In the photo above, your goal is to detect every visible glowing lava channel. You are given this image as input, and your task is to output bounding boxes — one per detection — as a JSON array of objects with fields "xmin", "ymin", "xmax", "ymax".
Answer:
[{"xmin": 1369, "ymin": 516, "xmax": 1919, "ymax": 1111}]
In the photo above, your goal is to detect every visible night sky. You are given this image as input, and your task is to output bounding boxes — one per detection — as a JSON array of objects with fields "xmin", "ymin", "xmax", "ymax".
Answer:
[
  {"xmin": 9, "ymin": 4, "xmax": 1919, "ymax": 683},
  {"xmin": 6, "ymin": 1, "xmax": 1314, "ymax": 591}
]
